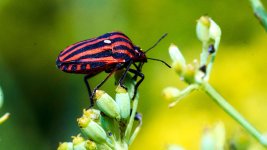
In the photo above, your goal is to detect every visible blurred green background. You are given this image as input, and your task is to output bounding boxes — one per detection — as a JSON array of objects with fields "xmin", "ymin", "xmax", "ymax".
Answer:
[{"xmin": 0, "ymin": 0, "xmax": 267, "ymax": 149}]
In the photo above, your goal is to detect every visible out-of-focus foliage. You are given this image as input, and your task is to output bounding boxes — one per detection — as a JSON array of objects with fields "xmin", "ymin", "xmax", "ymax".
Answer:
[{"xmin": 0, "ymin": 0, "xmax": 267, "ymax": 149}]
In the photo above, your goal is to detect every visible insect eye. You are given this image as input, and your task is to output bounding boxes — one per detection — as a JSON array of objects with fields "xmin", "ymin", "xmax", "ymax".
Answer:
[{"xmin": 103, "ymin": 39, "xmax": 112, "ymax": 44}]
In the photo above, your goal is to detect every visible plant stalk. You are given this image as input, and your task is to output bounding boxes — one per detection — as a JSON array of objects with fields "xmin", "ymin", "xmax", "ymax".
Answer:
[
  {"xmin": 250, "ymin": 0, "xmax": 267, "ymax": 31},
  {"xmin": 124, "ymin": 96, "xmax": 139, "ymax": 144},
  {"xmin": 202, "ymin": 82, "xmax": 267, "ymax": 147}
]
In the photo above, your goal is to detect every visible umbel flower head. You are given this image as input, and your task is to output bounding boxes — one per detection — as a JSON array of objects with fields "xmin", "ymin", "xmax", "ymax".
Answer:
[{"xmin": 58, "ymin": 72, "xmax": 142, "ymax": 150}]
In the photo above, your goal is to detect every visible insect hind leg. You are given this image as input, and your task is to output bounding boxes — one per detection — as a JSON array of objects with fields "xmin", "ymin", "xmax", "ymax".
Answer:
[
  {"xmin": 84, "ymin": 74, "xmax": 96, "ymax": 107},
  {"xmin": 90, "ymin": 63, "xmax": 125, "ymax": 106}
]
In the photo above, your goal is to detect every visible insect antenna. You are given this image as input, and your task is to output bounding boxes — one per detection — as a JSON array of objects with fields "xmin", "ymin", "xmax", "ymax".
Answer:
[
  {"xmin": 147, "ymin": 57, "xmax": 171, "ymax": 68},
  {"xmin": 145, "ymin": 33, "xmax": 168, "ymax": 53},
  {"xmin": 144, "ymin": 33, "xmax": 171, "ymax": 68}
]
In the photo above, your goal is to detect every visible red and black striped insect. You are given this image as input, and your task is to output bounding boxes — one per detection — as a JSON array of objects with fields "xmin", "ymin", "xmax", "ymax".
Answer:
[{"xmin": 56, "ymin": 32, "xmax": 169, "ymax": 107}]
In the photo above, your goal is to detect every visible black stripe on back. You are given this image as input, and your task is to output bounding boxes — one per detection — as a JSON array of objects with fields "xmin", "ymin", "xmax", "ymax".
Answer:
[
  {"xmin": 61, "ymin": 32, "xmax": 130, "ymax": 56},
  {"xmin": 62, "ymin": 37, "xmax": 133, "ymax": 61},
  {"xmin": 113, "ymin": 53, "xmax": 131, "ymax": 62},
  {"xmin": 89, "ymin": 62, "xmax": 107, "ymax": 69},
  {"xmin": 113, "ymin": 45, "xmax": 136, "ymax": 56},
  {"xmin": 78, "ymin": 49, "xmax": 112, "ymax": 60}
]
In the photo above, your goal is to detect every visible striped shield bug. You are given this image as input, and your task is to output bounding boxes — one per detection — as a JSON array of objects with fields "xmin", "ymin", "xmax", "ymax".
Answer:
[{"xmin": 56, "ymin": 32, "xmax": 170, "ymax": 107}]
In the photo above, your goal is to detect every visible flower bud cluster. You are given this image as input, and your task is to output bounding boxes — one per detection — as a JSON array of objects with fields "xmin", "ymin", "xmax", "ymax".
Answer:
[
  {"xmin": 164, "ymin": 15, "xmax": 221, "ymax": 106},
  {"xmin": 58, "ymin": 72, "xmax": 142, "ymax": 150},
  {"xmin": 168, "ymin": 44, "xmax": 202, "ymax": 84},
  {"xmin": 57, "ymin": 135, "xmax": 97, "ymax": 150}
]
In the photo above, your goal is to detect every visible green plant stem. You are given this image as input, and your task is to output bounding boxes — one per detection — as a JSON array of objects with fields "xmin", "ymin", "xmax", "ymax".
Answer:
[
  {"xmin": 128, "ymin": 120, "xmax": 142, "ymax": 145},
  {"xmin": 205, "ymin": 38, "xmax": 220, "ymax": 81},
  {"xmin": 124, "ymin": 96, "xmax": 139, "ymax": 144},
  {"xmin": 250, "ymin": 0, "xmax": 267, "ymax": 31},
  {"xmin": 202, "ymin": 82, "xmax": 267, "ymax": 147},
  {"xmin": 200, "ymin": 42, "xmax": 209, "ymax": 67},
  {"xmin": 169, "ymin": 84, "xmax": 199, "ymax": 108}
]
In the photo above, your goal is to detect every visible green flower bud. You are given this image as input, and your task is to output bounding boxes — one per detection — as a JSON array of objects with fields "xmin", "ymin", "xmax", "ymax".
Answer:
[
  {"xmin": 183, "ymin": 64, "xmax": 196, "ymax": 84},
  {"xmin": 201, "ymin": 128, "xmax": 215, "ymax": 150},
  {"xmin": 213, "ymin": 122, "xmax": 225, "ymax": 149},
  {"xmin": 196, "ymin": 16, "xmax": 210, "ymax": 42},
  {"xmin": 72, "ymin": 135, "xmax": 87, "ymax": 150},
  {"xmin": 83, "ymin": 109, "xmax": 100, "ymax": 121},
  {"xmin": 115, "ymin": 86, "xmax": 131, "ymax": 119},
  {"xmin": 196, "ymin": 16, "xmax": 221, "ymax": 43},
  {"xmin": 95, "ymin": 90, "xmax": 120, "ymax": 119},
  {"xmin": 57, "ymin": 142, "xmax": 73, "ymax": 150},
  {"xmin": 209, "ymin": 19, "xmax": 221, "ymax": 42},
  {"xmin": 77, "ymin": 115, "xmax": 90, "ymax": 128},
  {"xmin": 115, "ymin": 71, "xmax": 136, "ymax": 98},
  {"xmin": 72, "ymin": 135, "xmax": 85, "ymax": 145},
  {"xmin": 85, "ymin": 140, "xmax": 97, "ymax": 150},
  {"xmin": 169, "ymin": 44, "xmax": 186, "ymax": 74},
  {"xmin": 201, "ymin": 122, "xmax": 225, "ymax": 150},
  {"xmin": 162, "ymin": 87, "xmax": 180, "ymax": 101},
  {"xmin": 77, "ymin": 115, "xmax": 107, "ymax": 143}
]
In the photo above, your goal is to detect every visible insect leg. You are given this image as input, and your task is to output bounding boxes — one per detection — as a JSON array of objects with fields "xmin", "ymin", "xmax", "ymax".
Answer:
[
  {"xmin": 84, "ymin": 74, "xmax": 96, "ymax": 107},
  {"xmin": 128, "ymin": 68, "xmax": 145, "ymax": 100},
  {"xmin": 90, "ymin": 68, "xmax": 118, "ymax": 103},
  {"xmin": 118, "ymin": 60, "xmax": 133, "ymax": 89},
  {"xmin": 132, "ymin": 62, "xmax": 143, "ymax": 80}
]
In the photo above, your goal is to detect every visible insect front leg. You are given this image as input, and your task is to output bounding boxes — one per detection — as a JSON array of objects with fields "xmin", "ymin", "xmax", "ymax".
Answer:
[
  {"xmin": 132, "ymin": 62, "xmax": 144, "ymax": 80},
  {"xmin": 128, "ymin": 68, "xmax": 144, "ymax": 100}
]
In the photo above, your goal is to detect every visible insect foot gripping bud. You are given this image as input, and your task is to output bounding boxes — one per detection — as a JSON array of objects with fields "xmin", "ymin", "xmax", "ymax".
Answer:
[
  {"xmin": 57, "ymin": 142, "xmax": 73, "ymax": 150},
  {"xmin": 77, "ymin": 115, "xmax": 107, "ymax": 144},
  {"xmin": 115, "ymin": 85, "xmax": 131, "ymax": 119},
  {"xmin": 94, "ymin": 90, "xmax": 120, "ymax": 119},
  {"xmin": 115, "ymin": 70, "xmax": 136, "ymax": 98}
]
